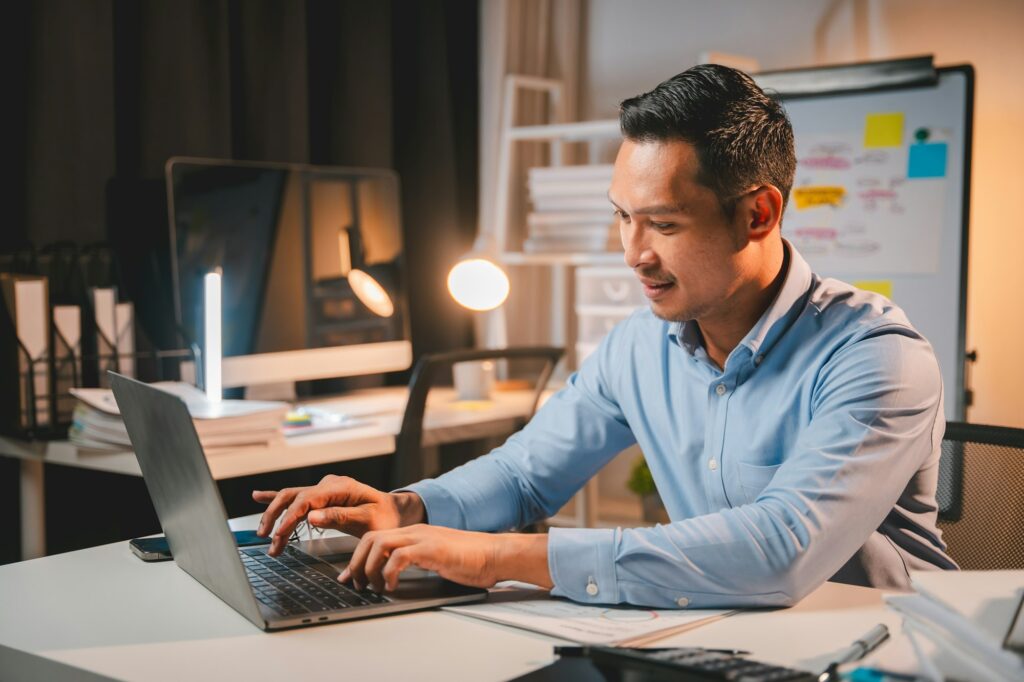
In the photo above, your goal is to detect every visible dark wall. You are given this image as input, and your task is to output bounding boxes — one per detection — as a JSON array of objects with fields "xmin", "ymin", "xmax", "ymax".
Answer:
[{"xmin": 0, "ymin": 0, "xmax": 479, "ymax": 563}]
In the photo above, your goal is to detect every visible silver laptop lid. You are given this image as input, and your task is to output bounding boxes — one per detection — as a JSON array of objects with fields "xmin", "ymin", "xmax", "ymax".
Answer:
[{"xmin": 109, "ymin": 372, "xmax": 264, "ymax": 628}]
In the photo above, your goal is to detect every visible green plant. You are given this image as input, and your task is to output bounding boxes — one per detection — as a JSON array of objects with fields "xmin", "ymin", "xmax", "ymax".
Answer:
[{"xmin": 627, "ymin": 455, "xmax": 656, "ymax": 496}]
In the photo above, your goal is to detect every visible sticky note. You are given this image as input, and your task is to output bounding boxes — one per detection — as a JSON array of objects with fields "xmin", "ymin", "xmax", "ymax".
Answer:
[
  {"xmin": 864, "ymin": 113, "xmax": 904, "ymax": 148},
  {"xmin": 792, "ymin": 186, "xmax": 846, "ymax": 210},
  {"xmin": 908, "ymin": 142, "xmax": 948, "ymax": 178},
  {"xmin": 854, "ymin": 280, "xmax": 893, "ymax": 299}
]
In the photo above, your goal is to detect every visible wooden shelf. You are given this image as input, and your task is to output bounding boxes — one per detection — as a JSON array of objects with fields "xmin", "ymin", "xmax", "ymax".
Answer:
[{"xmin": 498, "ymin": 251, "xmax": 626, "ymax": 266}]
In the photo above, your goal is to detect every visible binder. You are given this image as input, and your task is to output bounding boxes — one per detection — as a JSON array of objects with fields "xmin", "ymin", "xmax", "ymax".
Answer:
[
  {"xmin": 91, "ymin": 287, "xmax": 136, "ymax": 380},
  {"xmin": 53, "ymin": 304, "xmax": 82, "ymax": 422},
  {"xmin": 0, "ymin": 274, "xmax": 51, "ymax": 431}
]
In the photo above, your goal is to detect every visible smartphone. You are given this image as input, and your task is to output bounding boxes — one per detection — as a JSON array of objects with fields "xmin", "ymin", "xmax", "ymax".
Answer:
[{"xmin": 129, "ymin": 530, "xmax": 270, "ymax": 562}]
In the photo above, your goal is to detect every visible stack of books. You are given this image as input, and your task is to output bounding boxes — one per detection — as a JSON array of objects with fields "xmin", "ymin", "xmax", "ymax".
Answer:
[
  {"xmin": 524, "ymin": 165, "xmax": 618, "ymax": 254},
  {"xmin": 69, "ymin": 383, "xmax": 289, "ymax": 453}
]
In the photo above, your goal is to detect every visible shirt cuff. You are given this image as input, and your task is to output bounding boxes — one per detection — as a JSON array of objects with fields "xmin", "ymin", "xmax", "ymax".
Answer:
[
  {"xmin": 397, "ymin": 479, "xmax": 465, "ymax": 529},
  {"xmin": 548, "ymin": 526, "xmax": 620, "ymax": 603}
]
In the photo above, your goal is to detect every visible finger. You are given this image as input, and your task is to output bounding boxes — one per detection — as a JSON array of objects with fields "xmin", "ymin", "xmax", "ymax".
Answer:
[
  {"xmin": 256, "ymin": 488, "xmax": 301, "ymax": 537},
  {"xmin": 342, "ymin": 531, "xmax": 379, "ymax": 590},
  {"xmin": 363, "ymin": 536, "xmax": 400, "ymax": 593},
  {"xmin": 251, "ymin": 490, "xmax": 278, "ymax": 504},
  {"xmin": 381, "ymin": 547, "xmax": 418, "ymax": 592},
  {"xmin": 307, "ymin": 506, "xmax": 372, "ymax": 536},
  {"xmin": 270, "ymin": 490, "xmax": 319, "ymax": 555}
]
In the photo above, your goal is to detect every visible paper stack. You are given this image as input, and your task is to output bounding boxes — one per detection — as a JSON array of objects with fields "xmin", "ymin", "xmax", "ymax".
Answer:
[
  {"xmin": 524, "ymin": 165, "xmax": 618, "ymax": 254},
  {"xmin": 445, "ymin": 582, "xmax": 733, "ymax": 647},
  {"xmin": 69, "ymin": 382, "xmax": 289, "ymax": 453}
]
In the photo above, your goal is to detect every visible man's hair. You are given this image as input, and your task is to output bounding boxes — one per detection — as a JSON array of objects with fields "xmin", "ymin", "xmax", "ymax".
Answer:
[{"xmin": 619, "ymin": 63, "xmax": 795, "ymax": 217}]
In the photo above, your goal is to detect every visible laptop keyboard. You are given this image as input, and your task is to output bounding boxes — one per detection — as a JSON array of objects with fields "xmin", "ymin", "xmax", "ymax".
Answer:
[{"xmin": 240, "ymin": 545, "xmax": 389, "ymax": 618}]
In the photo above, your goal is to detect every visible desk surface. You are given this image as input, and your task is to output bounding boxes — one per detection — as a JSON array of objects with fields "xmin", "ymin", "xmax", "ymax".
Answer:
[
  {"xmin": 2, "ymin": 513, "xmax": 1022, "ymax": 682},
  {"xmin": 0, "ymin": 386, "xmax": 540, "ymax": 480}
]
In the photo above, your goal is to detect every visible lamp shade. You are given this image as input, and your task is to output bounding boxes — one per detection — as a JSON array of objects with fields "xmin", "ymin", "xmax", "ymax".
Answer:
[
  {"xmin": 349, "ymin": 268, "xmax": 395, "ymax": 318},
  {"xmin": 447, "ymin": 258, "xmax": 510, "ymax": 312}
]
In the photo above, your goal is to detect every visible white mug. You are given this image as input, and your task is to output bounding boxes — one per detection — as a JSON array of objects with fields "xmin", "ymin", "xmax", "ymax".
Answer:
[{"xmin": 452, "ymin": 360, "xmax": 495, "ymax": 401}]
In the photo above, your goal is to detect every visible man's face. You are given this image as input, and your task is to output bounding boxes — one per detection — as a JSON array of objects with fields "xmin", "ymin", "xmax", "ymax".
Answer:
[{"xmin": 609, "ymin": 138, "xmax": 749, "ymax": 323}]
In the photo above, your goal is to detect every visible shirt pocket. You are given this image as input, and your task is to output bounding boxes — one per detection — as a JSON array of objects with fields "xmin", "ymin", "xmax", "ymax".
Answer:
[{"xmin": 737, "ymin": 461, "xmax": 782, "ymax": 505}]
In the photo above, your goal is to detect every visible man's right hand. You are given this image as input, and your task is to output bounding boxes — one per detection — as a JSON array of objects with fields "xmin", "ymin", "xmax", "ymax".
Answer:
[{"xmin": 252, "ymin": 475, "xmax": 425, "ymax": 556}]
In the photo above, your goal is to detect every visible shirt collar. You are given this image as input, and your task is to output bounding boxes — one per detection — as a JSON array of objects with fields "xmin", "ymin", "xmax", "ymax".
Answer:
[{"xmin": 667, "ymin": 239, "xmax": 813, "ymax": 361}]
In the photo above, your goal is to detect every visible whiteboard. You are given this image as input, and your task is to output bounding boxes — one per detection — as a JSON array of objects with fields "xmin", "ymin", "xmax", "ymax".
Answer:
[{"xmin": 770, "ymin": 66, "xmax": 972, "ymax": 420}]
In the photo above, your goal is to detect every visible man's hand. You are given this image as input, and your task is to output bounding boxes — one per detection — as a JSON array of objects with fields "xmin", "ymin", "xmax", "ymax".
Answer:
[
  {"xmin": 339, "ymin": 525, "xmax": 552, "ymax": 593},
  {"xmin": 252, "ymin": 475, "xmax": 425, "ymax": 555}
]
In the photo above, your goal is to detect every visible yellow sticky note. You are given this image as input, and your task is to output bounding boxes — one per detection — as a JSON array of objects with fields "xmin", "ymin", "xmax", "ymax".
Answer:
[
  {"xmin": 864, "ymin": 113, "xmax": 904, "ymax": 148},
  {"xmin": 854, "ymin": 280, "xmax": 893, "ymax": 299},
  {"xmin": 792, "ymin": 186, "xmax": 846, "ymax": 210}
]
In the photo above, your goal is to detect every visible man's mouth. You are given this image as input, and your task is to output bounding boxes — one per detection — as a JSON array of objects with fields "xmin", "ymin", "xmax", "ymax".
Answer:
[{"xmin": 638, "ymin": 276, "xmax": 675, "ymax": 299}]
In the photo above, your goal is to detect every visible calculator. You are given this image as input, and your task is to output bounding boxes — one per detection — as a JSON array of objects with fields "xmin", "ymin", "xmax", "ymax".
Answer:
[{"xmin": 560, "ymin": 645, "xmax": 818, "ymax": 681}]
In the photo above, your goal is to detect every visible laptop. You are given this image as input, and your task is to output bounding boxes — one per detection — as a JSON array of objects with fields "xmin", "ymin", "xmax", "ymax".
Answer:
[{"xmin": 109, "ymin": 372, "xmax": 487, "ymax": 631}]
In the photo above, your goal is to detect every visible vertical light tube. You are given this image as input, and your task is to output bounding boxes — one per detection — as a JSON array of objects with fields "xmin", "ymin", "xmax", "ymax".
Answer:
[{"xmin": 204, "ymin": 271, "xmax": 222, "ymax": 404}]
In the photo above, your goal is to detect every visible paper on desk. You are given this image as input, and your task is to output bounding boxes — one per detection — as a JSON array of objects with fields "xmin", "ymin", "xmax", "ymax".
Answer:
[
  {"xmin": 444, "ymin": 582, "xmax": 733, "ymax": 647},
  {"xmin": 71, "ymin": 383, "xmax": 287, "ymax": 419}
]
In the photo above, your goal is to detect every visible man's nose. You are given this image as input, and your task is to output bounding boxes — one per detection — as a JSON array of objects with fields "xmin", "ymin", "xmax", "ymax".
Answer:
[{"xmin": 621, "ymin": 223, "xmax": 653, "ymax": 270}]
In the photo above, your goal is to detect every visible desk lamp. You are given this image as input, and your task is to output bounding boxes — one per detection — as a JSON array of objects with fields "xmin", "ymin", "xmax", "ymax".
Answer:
[
  {"xmin": 446, "ymin": 257, "xmax": 509, "ymax": 312},
  {"xmin": 339, "ymin": 226, "xmax": 394, "ymax": 318},
  {"xmin": 446, "ymin": 254, "xmax": 510, "ymax": 399}
]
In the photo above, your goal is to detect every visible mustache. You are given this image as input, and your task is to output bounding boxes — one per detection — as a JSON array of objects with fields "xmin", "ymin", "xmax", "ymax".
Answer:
[{"xmin": 634, "ymin": 268, "xmax": 675, "ymax": 283}]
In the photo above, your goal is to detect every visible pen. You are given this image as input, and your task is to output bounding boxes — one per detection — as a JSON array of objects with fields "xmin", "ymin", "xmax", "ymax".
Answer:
[
  {"xmin": 834, "ymin": 623, "xmax": 890, "ymax": 665},
  {"xmin": 819, "ymin": 624, "xmax": 891, "ymax": 682}
]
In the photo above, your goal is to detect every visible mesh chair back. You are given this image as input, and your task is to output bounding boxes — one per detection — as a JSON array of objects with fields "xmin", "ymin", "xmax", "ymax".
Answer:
[{"xmin": 937, "ymin": 422, "xmax": 1024, "ymax": 570}]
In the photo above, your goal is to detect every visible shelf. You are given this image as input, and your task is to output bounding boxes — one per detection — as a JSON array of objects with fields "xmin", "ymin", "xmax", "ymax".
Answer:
[
  {"xmin": 498, "ymin": 251, "xmax": 626, "ymax": 266},
  {"xmin": 508, "ymin": 119, "xmax": 619, "ymax": 142}
]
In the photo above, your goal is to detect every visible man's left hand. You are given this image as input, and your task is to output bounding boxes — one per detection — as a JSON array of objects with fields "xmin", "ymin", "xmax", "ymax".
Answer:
[{"xmin": 339, "ymin": 525, "xmax": 552, "ymax": 593}]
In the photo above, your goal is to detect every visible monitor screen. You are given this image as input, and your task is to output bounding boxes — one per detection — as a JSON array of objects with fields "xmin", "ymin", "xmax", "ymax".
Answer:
[{"xmin": 166, "ymin": 158, "xmax": 411, "ymax": 385}]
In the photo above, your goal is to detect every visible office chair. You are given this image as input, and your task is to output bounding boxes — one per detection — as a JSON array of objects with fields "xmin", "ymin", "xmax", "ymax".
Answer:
[
  {"xmin": 937, "ymin": 421, "xmax": 1024, "ymax": 569},
  {"xmin": 391, "ymin": 346, "xmax": 564, "ymax": 489}
]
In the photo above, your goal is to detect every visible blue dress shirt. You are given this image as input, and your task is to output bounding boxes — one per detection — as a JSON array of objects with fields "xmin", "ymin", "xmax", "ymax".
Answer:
[{"xmin": 406, "ymin": 243, "xmax": 956, "ymax": 609}]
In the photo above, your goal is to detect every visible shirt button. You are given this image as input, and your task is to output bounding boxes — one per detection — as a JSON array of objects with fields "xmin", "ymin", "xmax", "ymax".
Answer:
[
  {"xmin": 715, "ymin": 383, "xmax": 726, "ymax": 396},
  {"xmin": 676, "ymin": 596, "xmax": 690, "ymax": 607},
  {"xmin": 586, "ymin": 577, "xmax": 599, "ymax": 596},
  {"xmin": 708, "ymin": 458, "xmax": 718, "ymax": 471},
  {"xmin": 754, "ymin": 354, "xmax": 764, "ymax": 366}
]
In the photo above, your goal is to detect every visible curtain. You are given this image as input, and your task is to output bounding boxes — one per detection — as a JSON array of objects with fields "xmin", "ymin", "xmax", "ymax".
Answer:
[
  {"xmin": 3, "ymin": 0, "xmax": 479, "ymax": 358},
  {"xmin": 477, "ymin": 0, "xmax": 583, "ymax": 352}
]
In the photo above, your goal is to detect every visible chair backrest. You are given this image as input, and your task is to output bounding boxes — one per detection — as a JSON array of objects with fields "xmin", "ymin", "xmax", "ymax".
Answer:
[
  {"xmin": 937, "ymin": 421, "xmax": 1024, "ymax": 569},
  {"xmin": 391, "ymin": 346, "xmax": 564, "ymax": 489}
]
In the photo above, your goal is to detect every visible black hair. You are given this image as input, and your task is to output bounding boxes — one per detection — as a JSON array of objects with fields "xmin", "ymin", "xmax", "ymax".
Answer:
[{"xmin": 619, "ymin": 63, "xmax": 795, "ymax": 216}]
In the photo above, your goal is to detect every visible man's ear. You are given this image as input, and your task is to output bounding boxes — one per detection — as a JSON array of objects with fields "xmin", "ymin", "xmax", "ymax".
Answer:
[{"xmin": 740, "ymin": 186, "xmax": 784, "ymax": 241}]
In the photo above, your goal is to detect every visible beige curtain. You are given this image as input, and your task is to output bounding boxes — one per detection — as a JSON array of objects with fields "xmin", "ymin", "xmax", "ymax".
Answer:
[{"xmin": 477, "ymin": 0, "xmax": 583, "ymax": 351}]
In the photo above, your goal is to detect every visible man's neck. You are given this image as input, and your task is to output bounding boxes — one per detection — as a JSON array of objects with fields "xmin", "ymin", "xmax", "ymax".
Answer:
[{"xmin": 698, "ymin": 241, "xmax": 789, "ymax": 370}]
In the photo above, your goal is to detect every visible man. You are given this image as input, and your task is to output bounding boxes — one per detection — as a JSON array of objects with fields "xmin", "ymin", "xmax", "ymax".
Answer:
[{"xmin": 254, "ymin": 64, "xmax": 956, "ymax": 609}]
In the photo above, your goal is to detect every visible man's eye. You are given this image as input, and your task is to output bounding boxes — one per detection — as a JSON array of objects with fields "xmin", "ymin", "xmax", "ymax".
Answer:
[
  {"xmin": 651, "ymin": 222, "xmax": 675, "ymax": 230},
  {"xmin": 614, "ymin": 210, "xmax": 630, "ymax": 222}
]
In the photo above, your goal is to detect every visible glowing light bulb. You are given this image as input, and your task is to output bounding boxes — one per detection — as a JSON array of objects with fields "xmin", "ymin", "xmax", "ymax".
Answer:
[
  {"xmin": 349, "ymin": 269, "xmax": 394, "ymax": 318},
  {"xmin": 447, "ymin": 259, "xmax": 510, "ymax": 312},
  {"xmin": 203, "ymin": 270, "xmax": 222, "ymax": 404}
]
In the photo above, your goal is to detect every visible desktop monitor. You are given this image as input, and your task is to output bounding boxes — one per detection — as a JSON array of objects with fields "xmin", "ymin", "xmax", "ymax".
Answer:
[{"xmin": 165, "ymin": 158, "xmax": 412, "ymax": 388}]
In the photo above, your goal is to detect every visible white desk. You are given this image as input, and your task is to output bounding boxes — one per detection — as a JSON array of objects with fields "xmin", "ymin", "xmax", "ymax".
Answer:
[
  {"xmin": 0, "ymin": 386, "xmax": 543, "ymax": 560},
  {"xmin": 1, "ymin": 513, "xmax": 1021, "ymax": 682}
]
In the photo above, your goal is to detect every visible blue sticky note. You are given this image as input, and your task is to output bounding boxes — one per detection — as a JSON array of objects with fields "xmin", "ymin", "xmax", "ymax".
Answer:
[{"xmin": 908, "ymin": 142, "xmax": 948, "ymax": 178}]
